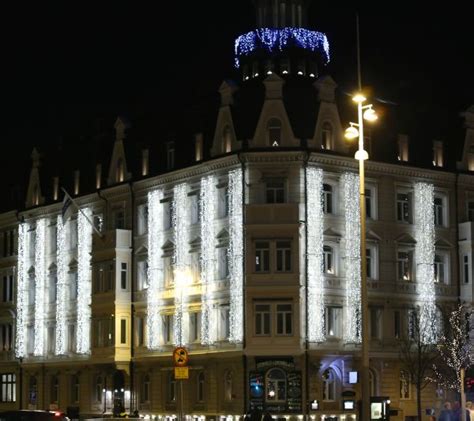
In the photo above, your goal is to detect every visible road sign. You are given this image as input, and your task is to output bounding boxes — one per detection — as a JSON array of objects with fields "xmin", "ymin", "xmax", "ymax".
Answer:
[
  {"xmin": 173, "ymin": 346, "xmax": 189, "ymax": 367},
  {"xmin": 174, "ymin": 366, "xmax": 189, "ymax": 380}
]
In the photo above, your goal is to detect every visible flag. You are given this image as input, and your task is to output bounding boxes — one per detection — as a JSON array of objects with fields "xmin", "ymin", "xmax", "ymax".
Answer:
[{"xmin": 61, "ymin": 192, "xmax": 74, "ymax": 221}]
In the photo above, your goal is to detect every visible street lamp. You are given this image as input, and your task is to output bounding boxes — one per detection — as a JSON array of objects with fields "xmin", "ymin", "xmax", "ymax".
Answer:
[{"xmin": 345, "ymin": 93, "xmax": 378, "ymax": 421}]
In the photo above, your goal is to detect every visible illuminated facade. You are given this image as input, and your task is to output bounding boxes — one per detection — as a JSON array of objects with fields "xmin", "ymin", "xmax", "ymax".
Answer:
[{"xmin": 0, "ymin": 2, "xmax": 473, "ymax": 421}]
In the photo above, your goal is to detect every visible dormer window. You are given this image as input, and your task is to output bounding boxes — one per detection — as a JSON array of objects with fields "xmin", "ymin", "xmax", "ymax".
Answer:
[
  {"xmin": 166, "ymin": 142, "xmax": 175, "ymax": 170},
  {"xmin": 397, "ymin": 135, "xmax": 409, "ymax": 162},
  {"xmin": 116, "ymin": 158, "xmax": 124, "ymax": 183},
  {"xmin": 433, "ymin": 141, "xmax": 443, "ymax": 167},
  {"xmin": 267, "ymin": 118, "xmax": 282, "ymax": 147},
  {"xmin": 468, "ymin": 145, "xmax": 474, "ymax": 171},
  {"xmin": 223, "ymin": 127, "xmax": 232, "ymax": 154},
  {"xmin": 321, "ymin": 122, "xmax": 333, "ymax": 150}
]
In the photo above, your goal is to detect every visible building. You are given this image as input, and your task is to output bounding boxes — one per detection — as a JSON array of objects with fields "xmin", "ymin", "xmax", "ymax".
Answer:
[{"xmin": 0, "ymin": 1, "xmax": 474, "ymax": 420}]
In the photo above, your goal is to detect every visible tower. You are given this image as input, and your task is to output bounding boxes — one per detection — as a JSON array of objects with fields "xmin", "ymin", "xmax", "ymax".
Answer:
[{"xmin": 234, "ymin": 0, "xmax": 329, "ymax": 81}]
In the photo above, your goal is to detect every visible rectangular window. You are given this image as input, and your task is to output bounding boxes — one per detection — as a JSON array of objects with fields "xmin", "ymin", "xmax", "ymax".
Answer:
[
  {"xmin": 266, "ymin": 180, "xmax": 285, "ymax": 203},
  {"xmin": 136, "ymin": 317, "xmax": 144, "ymax": 347},
  {"xmin": 366, "ymin": 248, "xmax": 372, "ymax": 279},
  {"xmin": 121, "ymin": 262, "xmax": 127, "ymax": 290},
  {"xmin": 464, "ymin": 255, "xmax": 470, "ymax": 284},
  {"xmin": 255, "ymin": 304, "xmax": 271, "ymax": 335},
  {"xmin": 396, "ymin": 193, "xmax": 411, "ymax": 222},
  {"xmin": 220, "ymin": 306, "xmax": 230, "ymax": 340},
  {"xmin": 190, "ymin": 194, "xmax": 199, "ymax": 225},
  {"xmin": 137, "ymin": 260, "xmax": 148, "ymax": 290},
  {"xmin": 394, "ymin": 311, "xmax": 401, "ymax": 339},
  {"xmin": 69, "ymin": 220, "xmax": 78, "ymax": 249},
  {"xmin": 468, "ymin": 202, "xmax": 474, "ymax": 222},
  {"xmin": 323, "ymin": 184, "xmax": 333, "ymax": 214},
  {"xmin": 276, "ymin": 241, "xmax": 291, "ymax": 272},
  {"xmin": 434, "ymin": 197, "xmax": 444, "ymax": 226},
  {"xmin": 166, "ymin": 141, "xmax": 175, "ymax": 170},
  {"xmin": 114, "ymin": 209, "xmax": 125, "ymax": 229},
  {"xmin": 120, "ymin": 319, "xmax": 127, "ymax": 344},
  {"xmin": 27, "ymin": 326, "xmax": 34, "ymax": 355},
  {"xmin": 47, "ymin": 326, "xmax": 55, "ymax": 354},
  {"xmin": 0, "ymin": 324, "xmax": 12, "ymax": 351},
  {"xmin": 137, "ymin": 204, "xmax": 148, "ymax": 235},
  {"xmin": 68, "ymin": 324, "xmax": 76, "ymax": 353},
  {"xmin": 434, "ymin": 255, "xmax": 446, "ymax": 283},
  {"xmin": 69, "ymin": 273, "xmax": 78, "ymax": 300},
  {"xmin": 49, "ymin": 224, "xmax": 57, "ymax": 254},
  {"xmin": 217, "ymin": 187, "xmax": 229, "ymax": 218},
  {"xmin": 255, "ymin": 241, "xmax": 270, "ymax": 272},
  {"xmin": 325, "ymin": 307, "xmax": 342, "ymax": 338},
  {"xmin": 3, "ymin": 275, "xmax": 13, "ymax": 302},
  {"xmin": 190, "ymin": 312, "xmax": 201, "ymax": 342},
  {"xmin": 165, "ymin": 315, "xmax": 174, "ymax": 344},
  {"xmin": 218, "ymin": 248, "xmax": 229, "ymax": 279},
  {"xmin": 365, "ymin": 188, "xmax": 373, "ymax": 219},
  {"xmin": 323, "ymin": 246, "xmax": 334, "ymax": 274},
  {"xmin": 370, "ymin": 307, "xmax": 382, "ymax": 339},
  {"xmin": 397, "ymin": 251, "xmax": 412, "ymax": 281},
  {"xmin": 0, "ymin": 373, "xmax": 16, "ymax": 402},
  {"xmin": 165, "ymin": 257, "xmax": 174, "ymax": 286},
  {"xmin": 163, "ymin": 201, "xmax": 172, "ymax": 230},
  {"xmin": 276, "ymin": 304, "xmax": 292, "ymax": 335}
]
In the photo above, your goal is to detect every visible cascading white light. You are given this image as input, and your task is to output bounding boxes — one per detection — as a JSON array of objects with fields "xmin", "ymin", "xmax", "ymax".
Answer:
[
  {"xmin": 342, "ymin": 172, "xmax": 362, "ymax": 344},
  {"xmin": 76, "ymin": 208, "xmax": 93, "ymax": 354},
  {"xmin": 55, "ymin": 215, "xmax": 68, "ymax": 355},
  {"xmin": 306, "ymin": 167, "xmax": 325, "ymax": 342},
  {"xmin": 147, "ymin": 189, "xmax": 164, "ymax": 349},
  {"xmin": 414, "ymin": 182, "xmax": 436, "ymax": 344},
  {"xmin": 34, "ymin": 218, "xmax": 46, "ymax": 356},
  {"xmin": 228, "ymin": 168, "xmax": 244, "ymax": 343},
  {"xmin": 200, "ymin": 175, "xmax": 217, "ymax": 345},
  {"xmin": 15, "ymin": 223, "xmax": 28, "ymax": 358},
  {"xmin": 173, "ymin": 183, "xmax": 190, "ymax": 346}
]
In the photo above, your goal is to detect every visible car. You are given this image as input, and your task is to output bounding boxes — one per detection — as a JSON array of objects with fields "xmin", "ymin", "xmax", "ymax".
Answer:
[{"xmin": 0, "ymin": 410, "xmax": 70, "ymax": 421}]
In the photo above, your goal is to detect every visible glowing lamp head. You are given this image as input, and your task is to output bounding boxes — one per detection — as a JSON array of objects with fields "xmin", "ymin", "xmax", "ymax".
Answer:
[
  {"xmin": 352, "ymin": 93, "xmax": 366, "ymax": 103},
  {"xmin": 344, "ymin": 126, "xmax": 359, "ymax": 140},
  {"xmin": 363, "ymin": 107, "xmax": 378, "ymax": 122}
]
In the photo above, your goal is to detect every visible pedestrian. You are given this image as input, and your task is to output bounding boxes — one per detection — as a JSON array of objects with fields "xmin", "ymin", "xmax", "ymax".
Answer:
[
  {"xmin": 262, "ymin": 411, "xmax": 272, "ymax": 421},
  {"xmin": 452, "ymin": 401, "xmax": 470, "ymax": 421},
  {"xmin": 467, "ymin": 402, "xmax": 474, "ymax": 421},
  {"xmin": 439, "ymin": 401, "xmax": 453, "ymax": 421}
]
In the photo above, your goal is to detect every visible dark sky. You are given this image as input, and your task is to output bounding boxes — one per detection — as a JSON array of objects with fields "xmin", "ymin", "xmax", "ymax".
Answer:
[{"xmin": 1, "ymin": 2, "xmax": 473, "ymax": 210}]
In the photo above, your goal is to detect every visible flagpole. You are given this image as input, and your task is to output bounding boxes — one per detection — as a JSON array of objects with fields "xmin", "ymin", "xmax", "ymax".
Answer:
[{"xmin": 61, "ymin": 188, "xmax": 104, "ymax": 238}]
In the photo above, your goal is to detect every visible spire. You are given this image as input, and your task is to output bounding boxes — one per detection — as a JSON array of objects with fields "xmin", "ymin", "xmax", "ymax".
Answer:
[{"xmin": 107, "ymin": 116, "xmax": 132, "ymax": 186}]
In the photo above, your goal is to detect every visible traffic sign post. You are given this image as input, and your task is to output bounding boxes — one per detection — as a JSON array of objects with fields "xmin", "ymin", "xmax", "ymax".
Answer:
[{"xmin": 173, "ymin": 347, "xmax": 189, "ymax": 421}]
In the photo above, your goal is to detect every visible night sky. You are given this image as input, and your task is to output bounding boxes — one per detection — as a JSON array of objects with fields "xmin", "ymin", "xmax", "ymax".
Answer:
[{"xmin": 1, "ymin": 3, "xmax": 473, "ymax": 211}]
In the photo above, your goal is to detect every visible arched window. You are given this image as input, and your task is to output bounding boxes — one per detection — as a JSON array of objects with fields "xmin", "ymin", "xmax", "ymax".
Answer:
[
  {"xmin": 142, "ymin": 374, "xmax": 150, "ymax": 403},
  {"xmin": 322, "ymin": 368, "xmax": 337, "ymax": 401},
  {"xmin": 197, "ymin": 372, "xmax": 205, "ymax": 402},
  {"xmin": 223, "ymin": 126, "xmax": 232, "ymax": 153},
  {"xmin": 265, "ymin": 368, "xmax": 286, "ymax": 402},
  {"xmin": 322, "ymin": 122, "xmax": 333, "ymax": 150},
  {"xmin": 399, "ymin": 370, "xmax": 411, "ymax": 399},
  {"xmin": 323, "ymin": 183, "xmax": 333, "ymax": 213},
  {"xmin": 323, "ymin": 246, "xmax": 334, "ymax": 274},
  {"xmin": 29, "ymin": 376, "xmax": 37, "ymax": 405},
  {"xmin": 71, "ymin": 374, "xmax": 80, "ymax": 403},
  {"xmin": 167, "ymin": 372, "xmax": 176, "ymax": 402},
  {"xmin": 224, "ymin": 371, "xmax": 233, "ymax": 401},
  {"xmin": 95, "ymin": 376, "xmax": 103, "ymax": 403},
  {"xmin": 267, "ymin": 118, "xmax": 282, "ymax": 147},
  {"xmin": 50, "ymin": 375, "xmax": 59, "ymax": 403}
]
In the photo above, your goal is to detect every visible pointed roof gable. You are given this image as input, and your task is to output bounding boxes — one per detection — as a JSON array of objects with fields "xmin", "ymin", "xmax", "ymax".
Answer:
[{"xmin": 107, "ymin": 116, "xmax": 132, "ymax": 186}]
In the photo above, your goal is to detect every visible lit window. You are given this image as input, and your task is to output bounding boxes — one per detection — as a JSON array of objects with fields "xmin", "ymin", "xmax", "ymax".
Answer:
[
  {"xmin": 266, "ymin": 368, "xmax": 286, "ymax": 402},
  {"xmin": 397, "ymin": 251, "xmax": 412, "ymax": 281},
  {"xmin": 322, "ymin": 369, "xmax": 337, "ymax": 401},
  {"xmin": 321, "ymin": 122, "xmax": 333, "ymax": 150},
  {"xmin": 325, "ymin": 307, "xmax": 341, "ymax": 338}
]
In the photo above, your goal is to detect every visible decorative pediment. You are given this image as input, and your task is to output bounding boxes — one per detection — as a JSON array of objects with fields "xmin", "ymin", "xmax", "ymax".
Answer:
[
  {"xmin": 48, "ymin": 263, "xmax": 57, "ymax": 272},
  {"xmin": 68, "ymin": 258, "xmax": 78, "ymax": 269},
  {"xmin": 395, "ymin": 233, "xmax": 416, "ymax": 245},
  {"xmin": 161, "ymin": 240, "xmax": 175, "ymax": 251},
  {"xmin": 27, "ymin": 266, "xmax": 35, "ymax": 275},
  {"xmin": 134, "ymin": 245, "xmax": 148, "ymax": 255},
  {"xmin": 323, "ymin": 228, "xmax": 341, "ymax": 238},
  {"xmin": 366, "ymin": 230, "xmax": 382, "ymax": 241},
  {"xmin": 435, "ymin": 238, "xmax": 453, "ymax": 248}
]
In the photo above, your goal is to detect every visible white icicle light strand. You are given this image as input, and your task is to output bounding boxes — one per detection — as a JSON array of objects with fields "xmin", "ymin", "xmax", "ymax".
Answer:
[
  {"xmin": 228, "ymin": 168, "xmax": 244, "ymax": 343},
  {"xmin": 414, "ymin": 182, "xmax": 437, "ymax": 344},
  {"xmin": 147, "ymin": 189, "xmax": 164, "ymax": 350},
  {"xmin": 76, "ymin": 208, "xmax": 93, "ymax": 354},
  {"xmin": 34, "ymin": 218, "xmax": 46, "ymax": 356},
  {"xmin": 342, "ymin": 173, "xmax": 362, "ymax": 343},
  {"xmin": 173, "ymin": 183, "xmax": 189, "ymax": 346},
  {"xmin": 200, "ymin": 175, "xmax": 217, "ymax": 345},
  {"xmin": 306, "ymin": 167, "xmax": 325, "ymax": 342},
  {"xmin": 55, "ymin": 215, "xmax": 68, "ymax": 355},
  {"xmin": 15, "ymin": 223, "xmax": 28, "ymax": 358}
]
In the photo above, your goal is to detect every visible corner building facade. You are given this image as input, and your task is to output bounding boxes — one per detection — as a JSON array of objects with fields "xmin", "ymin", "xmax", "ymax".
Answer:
[{"xmin": 1, "ymin": 1, "xmax": 474, "ymax": 420}]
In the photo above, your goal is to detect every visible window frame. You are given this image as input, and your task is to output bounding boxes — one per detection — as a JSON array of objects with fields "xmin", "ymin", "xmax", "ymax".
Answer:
[
  {"xmin": 325, "ymin": 306, "xmax": 342, "ymax": 338},
  {"xmin": 265, "ymin": 179, "xmax": 286, "ymax": 204},
  {"xmin": 397, "ymin": 248, "xmax": 414, "ymax": 281},
  {"xmin": 396, "ymin": 190, "xmax": 412, "ymax": 223}
]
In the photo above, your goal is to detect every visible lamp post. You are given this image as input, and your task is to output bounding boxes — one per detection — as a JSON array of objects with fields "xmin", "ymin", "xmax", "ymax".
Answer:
[{"xmin": 345, "ymin": 93, "xmax": 377, "ymax": 421}]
